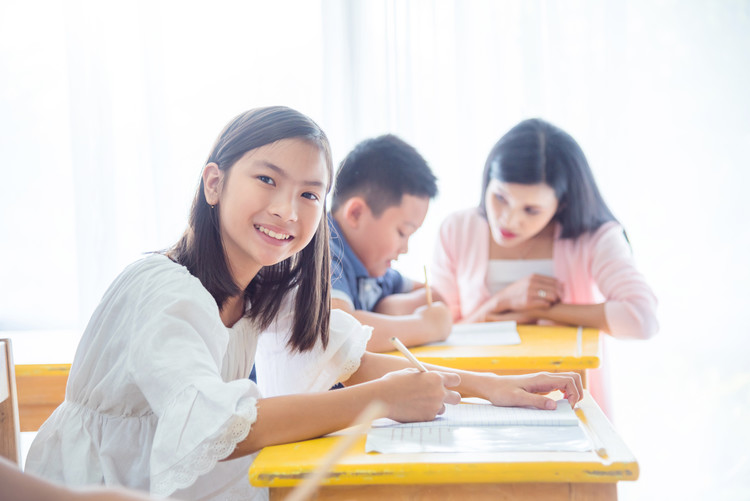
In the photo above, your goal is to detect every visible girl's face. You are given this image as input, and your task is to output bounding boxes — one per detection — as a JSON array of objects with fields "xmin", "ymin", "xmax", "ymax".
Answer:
[
  {"xmin": 484, "ymin": 179, "xmax": 559, "ymax": 247},
  {"xmin": 205, "ymin": 138, "xmax": 328, "ymax": 281}
]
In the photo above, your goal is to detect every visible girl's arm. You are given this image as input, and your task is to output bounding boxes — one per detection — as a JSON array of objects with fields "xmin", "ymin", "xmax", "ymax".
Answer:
[
  {"xmin": 228, "ymin": 368, "xmax": 462, "ymax": 458},
  {"xmin": 347, "ymin": 352, "xmax": 584, "ymax": 411}
]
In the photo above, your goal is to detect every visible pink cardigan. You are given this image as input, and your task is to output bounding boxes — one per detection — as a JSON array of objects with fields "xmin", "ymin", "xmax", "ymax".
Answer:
[
  {"xmin": 432, "ymin": 208, "xmax": 659, "ymax": 415},
  {"xmin": 432, "ymin": 208, "xmax": 658, "ymax": 339}
]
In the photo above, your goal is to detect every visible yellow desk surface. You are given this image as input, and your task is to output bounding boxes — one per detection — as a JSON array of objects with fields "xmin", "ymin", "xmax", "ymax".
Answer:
[
  {"xmin": 250, "ymin": 393, "xmax": 637, "ymax": 501},
  {"xmin": 388, "ymin": 325, "xmax": 600, "ymax": 374}
]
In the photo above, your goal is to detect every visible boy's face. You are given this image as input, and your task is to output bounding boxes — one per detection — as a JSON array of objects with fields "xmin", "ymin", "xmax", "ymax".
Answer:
[{"xmin": 348, "ymin": 194, "xmax": 429, "ymax": 278}]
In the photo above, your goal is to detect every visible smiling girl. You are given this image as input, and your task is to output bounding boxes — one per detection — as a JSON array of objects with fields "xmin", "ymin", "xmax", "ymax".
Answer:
[
  {"xmin": 432, "ymin": 119, "xmax": 658, "ymax": 412},
  {"xmin": 25, "ymin": 109, "xmax": 583, "ymax": 500}
]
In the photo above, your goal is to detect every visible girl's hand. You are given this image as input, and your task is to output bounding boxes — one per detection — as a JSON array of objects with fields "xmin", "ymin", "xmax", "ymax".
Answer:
[
  {"xmin": 380, "ymin": 369, "xmax": 461, "ymax": 422},
  {"xmin": 414, "ymin": 302, "xmax": 452, "ymax": 341},
  {"xmin": 492, "ymin": 274, "xmax": 562, "ymax": 313},
  {"xmin": 479, "ymin": 372, "xmax": 584, "ymax": 410}
]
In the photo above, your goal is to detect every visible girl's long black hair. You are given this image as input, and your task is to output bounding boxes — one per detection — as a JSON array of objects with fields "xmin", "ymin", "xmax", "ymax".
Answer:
[{"xmin": 170, "ymin": 106, "xmax": 333, "ymax": 351}]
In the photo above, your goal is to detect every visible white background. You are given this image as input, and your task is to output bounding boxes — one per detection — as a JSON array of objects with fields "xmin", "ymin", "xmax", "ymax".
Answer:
[{"xmin": 1, "ymin": 1, "xmax": 748, "ymax": 499}]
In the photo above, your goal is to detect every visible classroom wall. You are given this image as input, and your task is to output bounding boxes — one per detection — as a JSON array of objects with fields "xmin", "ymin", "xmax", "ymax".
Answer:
[{"xmin": 1, "ymin": 1, "xmax": 748, "ymax": 499}]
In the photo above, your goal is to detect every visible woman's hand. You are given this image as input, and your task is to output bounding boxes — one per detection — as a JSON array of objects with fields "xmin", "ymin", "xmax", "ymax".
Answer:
[
  {"xmin": 478, "ymin": 371, "xmax": 584, "ymax": 410},
  {"xmin": 485, "ymin": 311, "xmax": 540, "ymax": 324},
  {"xmin": 491, "ymin": 274, "xmax": 562, "ymax": 313},
  {"xmin": 379, "ymin": 369, "xmax": 461, "ymax": 422}
]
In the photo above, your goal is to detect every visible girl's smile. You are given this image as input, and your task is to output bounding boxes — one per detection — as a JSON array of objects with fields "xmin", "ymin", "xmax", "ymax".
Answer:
[{"xmin": 255, "ymin": 223, "xmax": 294, "ymax": 243}]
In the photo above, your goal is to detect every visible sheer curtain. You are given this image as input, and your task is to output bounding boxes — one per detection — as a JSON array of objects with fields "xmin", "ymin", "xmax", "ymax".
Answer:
[
  {"xmin": 1, "ymin": 0, "xmax": 329, "ymax": 331},
  {"xmin": 2, "ymin": 0, "xmax": 749, "ymax": 498},
  {"xmin": 322, "ymin": 2, "xmax": 750, "ymax": 500}
]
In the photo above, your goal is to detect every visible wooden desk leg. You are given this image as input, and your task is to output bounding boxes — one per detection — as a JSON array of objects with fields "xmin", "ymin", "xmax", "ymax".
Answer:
[
  {"xmin": 269, "ymin": 482, "xmax": 617, "ymax": 500},
  {"xmin": 572, "ymin": 483, "xmax": 617, "ymax": 501}
]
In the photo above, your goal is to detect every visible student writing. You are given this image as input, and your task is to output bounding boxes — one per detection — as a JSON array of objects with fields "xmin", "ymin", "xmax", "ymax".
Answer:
[
  {"xmin": 25, "ymin": 108, "xmax": 584, "ymax": 500},
  {"xmin": 329, "ymin": 135, "xmax": 452, "ymax": 351}
]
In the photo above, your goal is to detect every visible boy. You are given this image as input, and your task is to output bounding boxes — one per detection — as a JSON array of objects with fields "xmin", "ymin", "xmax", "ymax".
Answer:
[{"xmin": 329, "ymin": 134, "xmax": 452, "ymax": 352}]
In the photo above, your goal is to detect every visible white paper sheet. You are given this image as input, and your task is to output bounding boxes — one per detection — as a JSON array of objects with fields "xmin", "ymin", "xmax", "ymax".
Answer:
[
  {"xmin": 366, "ymin": 400, "xmax": 592, "ymax": 453},
  {"xmin": 424, "ymin": 321, "xmax": 521, "ymax": 346}
]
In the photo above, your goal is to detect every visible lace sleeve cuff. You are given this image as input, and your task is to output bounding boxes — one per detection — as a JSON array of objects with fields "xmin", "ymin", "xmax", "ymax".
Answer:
[{"xmin": 150, "ymin": 386, "xmax": 258, "ymax": 497}]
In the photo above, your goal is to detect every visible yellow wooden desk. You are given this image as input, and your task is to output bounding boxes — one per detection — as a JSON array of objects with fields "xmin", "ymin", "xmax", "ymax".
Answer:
[
  {"xmin": 388, "ymin": 325, "xmax": 600, "ymax": 385},
  {"xmin": 15, "ymin": 364, "xmax": 70, "ymax": 431},
  {"xmin": 249, "ymin": 393, "xmax": 637, "ymax": 500}
]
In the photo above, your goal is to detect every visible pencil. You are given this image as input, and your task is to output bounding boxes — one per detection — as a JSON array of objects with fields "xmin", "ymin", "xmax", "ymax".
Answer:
[
  {"xmin": 423, "ymin": 264, "xmax": 433, "ymax": 306},
  {"xmin": 390, "ymin": 336, "xmax": 428, "ymax": 372},
  {"xmin": 285, "ymin": 400, "xmax": 387, "ymax": 501}
]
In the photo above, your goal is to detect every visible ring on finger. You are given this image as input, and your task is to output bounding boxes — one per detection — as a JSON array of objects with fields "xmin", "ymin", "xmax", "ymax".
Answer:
[{"xmin": 537, "ymin": 289, "xmax": 547, "ymax": 298}]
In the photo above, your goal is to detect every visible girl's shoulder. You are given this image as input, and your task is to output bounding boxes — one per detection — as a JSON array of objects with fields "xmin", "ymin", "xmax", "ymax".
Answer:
[{"xmin": 111, "ymin": 254, "xmax": 211, "ymax": 303}]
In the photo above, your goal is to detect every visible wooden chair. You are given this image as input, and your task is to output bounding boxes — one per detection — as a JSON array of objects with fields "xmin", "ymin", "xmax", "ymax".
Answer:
[{"xmin": 0, "ymin": 338, "xmax": 21, "ymax": 464}]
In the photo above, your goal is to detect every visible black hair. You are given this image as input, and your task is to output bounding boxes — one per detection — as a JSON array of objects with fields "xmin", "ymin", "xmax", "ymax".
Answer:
[
  {"xmin": 331, "ymin": 134, "xmax": 437, "ymax": 216},
  {"xmin": 479, "ymin": 119, "xmax": 617, "ymax": 238},
  {"xmin": 169, "ymin": 106, "xmax": 332, "ymax": 352}
]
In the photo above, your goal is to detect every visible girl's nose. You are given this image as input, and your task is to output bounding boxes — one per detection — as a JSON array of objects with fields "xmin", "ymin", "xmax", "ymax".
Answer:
[{"xmin": 269, "ymin": 194, "xmax": 298, "ymax": 222}]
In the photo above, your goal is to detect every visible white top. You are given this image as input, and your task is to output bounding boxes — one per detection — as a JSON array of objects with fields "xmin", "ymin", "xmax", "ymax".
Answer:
[
  {"xmin": 487, "ymin": 259, "xmax": 555, "ymax": 294},
  {"xmin": 24, "ymin": 254, "xmax": 371, "ymax": 500}
]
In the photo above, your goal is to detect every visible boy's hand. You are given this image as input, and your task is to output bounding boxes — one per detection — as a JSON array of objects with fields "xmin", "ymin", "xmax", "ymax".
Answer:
[{"xmin": 414, "ymin": 302, "xmax": 452, "ymax": 341}]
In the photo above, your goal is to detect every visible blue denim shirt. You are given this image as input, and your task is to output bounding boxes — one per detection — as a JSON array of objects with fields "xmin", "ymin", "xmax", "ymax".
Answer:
[{"xmin": 328, "ymin": 214, "xmax": 409, "ymax": 311}]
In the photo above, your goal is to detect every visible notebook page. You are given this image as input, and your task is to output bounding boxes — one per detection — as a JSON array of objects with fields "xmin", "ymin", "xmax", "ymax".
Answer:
[{"xmin": 372, "ymin": 400, "xmax": 578, "ymax": 428}]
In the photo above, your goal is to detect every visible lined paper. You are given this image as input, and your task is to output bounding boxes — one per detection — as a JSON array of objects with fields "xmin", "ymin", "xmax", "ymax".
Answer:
[{"xmin": 366, "ymin": 401, "xmax": 591, "ymax": 454}]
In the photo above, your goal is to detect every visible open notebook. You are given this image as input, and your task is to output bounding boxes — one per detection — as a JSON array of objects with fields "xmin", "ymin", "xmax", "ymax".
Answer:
[
  {"xmin": 366, "ymin": 400, "xmax": 592, "ymax": 453},
  {"xmin": 424, "ymin": 321, "xmax": 521, "ymax": 346}
]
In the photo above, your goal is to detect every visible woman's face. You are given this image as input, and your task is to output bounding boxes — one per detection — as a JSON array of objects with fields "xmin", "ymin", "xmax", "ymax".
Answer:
[{"xmin": 484, "ymin": 179, "xmax": 559, "ymax": 247}]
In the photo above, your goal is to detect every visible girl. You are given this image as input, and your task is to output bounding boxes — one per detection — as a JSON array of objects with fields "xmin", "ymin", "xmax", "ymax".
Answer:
[
  {"xmin": 25, "ymin": 108, "xmax": 583, "ymax": 500},
  {"xmin": 432, "ymin": 118, "xmax": 657, "ymax": 413}
]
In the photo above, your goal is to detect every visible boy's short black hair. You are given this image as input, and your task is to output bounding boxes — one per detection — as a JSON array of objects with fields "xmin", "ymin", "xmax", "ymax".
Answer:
[{"xmin": 331, "ymin": 134, "xmax": 438, "ymax": 216}]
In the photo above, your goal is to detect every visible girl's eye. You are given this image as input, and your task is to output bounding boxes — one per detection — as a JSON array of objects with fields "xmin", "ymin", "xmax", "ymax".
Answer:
[
  {"xmin": 525, "ymin": 207, "xmax": 540, "ymax": 215},
  {"xmin": 257, "ymin": 175, "xmax": 275, "ymax": 186},
  {"xmin": 397, "ymin": 229, "xmax": 406, "ymax": 238},
  {"xmin": 301, "ymin": 192, "xmax": 319, "ymax": 201},
  {"xmin": 494, "ymin": 193, "xmax": 506, "ymax": 203}
]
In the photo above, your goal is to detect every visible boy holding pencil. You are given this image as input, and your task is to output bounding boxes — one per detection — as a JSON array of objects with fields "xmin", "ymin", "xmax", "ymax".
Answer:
[{"xmin": 329, "ymin": 135, "xmax": 452, "ymax": 351}]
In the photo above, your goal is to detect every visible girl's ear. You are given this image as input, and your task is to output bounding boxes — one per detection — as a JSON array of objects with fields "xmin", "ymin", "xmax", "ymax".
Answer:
[
  {"xmin": 203, "ymin": 163, "xmax": 223, "ymax": 205},
  {"xmin": 342, "ymin": 196, "xmax": 368, "ymax": 228}
]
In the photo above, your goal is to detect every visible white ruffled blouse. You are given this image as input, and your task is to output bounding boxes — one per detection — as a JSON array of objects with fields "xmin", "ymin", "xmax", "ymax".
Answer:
[{"xmin": 24, "ymin": 254, "xmax": 371, "ymax": 500}]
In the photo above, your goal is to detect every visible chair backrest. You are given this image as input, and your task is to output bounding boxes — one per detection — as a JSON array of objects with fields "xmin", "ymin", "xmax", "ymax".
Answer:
[{"xmin": 0, "ymin": 338, "xmax": 21, "ymax": 464}]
